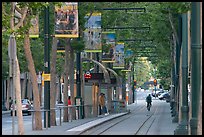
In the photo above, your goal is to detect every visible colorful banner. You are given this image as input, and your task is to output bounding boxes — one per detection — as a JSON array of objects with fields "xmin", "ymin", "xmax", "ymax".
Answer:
[
  {"xmin": 14, "ymin": 4, "xmax": 39, "ymax": 38},
  {"xmin": 54, "ymin": 2, "xmax": 79, "ymax": 38},
  {"xmin": 125, "ymin": 49, "xmax": 133, "ymax": 58},
  {"xmin": 29, "ymin": 15, "xmax": 39, "ymax": 38},
  {"xmin": 113, "ymin": 42, "xmax": 125, "ymax": 69},
  {"xmin": 56, "ymin": 39, "xmax": 65, "ymax": 52},
  {"xmin": 121, "ymin": 61, "xmax": 132, "ymax": 72},
  {"xmin": 84, "ymin": 12, "xmax": 102, "ymax": 52},
  {"xmin": 101, "ymin": 32, "xmax": 116, "ymax": 63}
]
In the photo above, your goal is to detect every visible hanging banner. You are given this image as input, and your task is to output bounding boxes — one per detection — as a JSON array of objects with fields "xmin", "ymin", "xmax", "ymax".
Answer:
[
  {"xmin": 84, "ymin": 12, "xmax": 102, "ymax": 52},
  {"xmin": 125, "ymin": 49, "xmax": 133, "ymax": 58},
  {"xmin": 54, "ymin": 2, "xmax": 79, "ymax": 38},
  {"xmin": 29, "ymin": 15, "xmax": 39, "ymax": 38},
  {"xmin": 101, "ymin": 32, "xmax": 116, "ymax": 63},
  {"xmin": 113, "ymin": 42, "xmax": 125, "ymax": 69},
  {"xmin": 121, "ymin": 61, "xmax": 132, "ymax": 72},
  {"xmin": 14, "ymin": 3, "xmax": 39, "ymax": 38},
  {"xmin": 56, "ymin": 39, "xmax": 65, "ymax": 52}
]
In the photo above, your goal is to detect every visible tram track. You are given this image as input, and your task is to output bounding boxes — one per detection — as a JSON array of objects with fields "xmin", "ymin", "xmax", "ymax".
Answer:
[{"xmin": 79, "ymin": 103, "xmax": 159, "ymax": 135}]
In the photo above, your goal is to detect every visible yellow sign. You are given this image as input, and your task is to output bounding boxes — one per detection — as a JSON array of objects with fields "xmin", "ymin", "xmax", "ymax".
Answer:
[{"xmin": 43, "ymin": 74, "xmax": 51, "ymax": 81}]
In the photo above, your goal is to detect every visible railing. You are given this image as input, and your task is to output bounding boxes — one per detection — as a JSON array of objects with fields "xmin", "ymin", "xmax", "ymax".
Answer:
[
  {"xmin": 29, "ymin": 104, "xmax": 93, "ymax": 130},
  {"xmin": 111, "ymin": 100, "xmax": 127, "ymax": 113}
]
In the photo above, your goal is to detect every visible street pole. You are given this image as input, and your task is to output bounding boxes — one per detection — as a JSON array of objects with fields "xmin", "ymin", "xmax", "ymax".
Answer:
[
  {"xmin": 76, "ymin": 51, "xmax": 82, "ymax": 119},
  {"xmin": 8, "ymin": 34, "xmax": 16, "ymax": 135},
  {"xmin": 44, "ymin": 6, "xmax": 50, "ymax": 128},
  {"xmin": 132, "ymin": 62, "xmax": 135, "ymax": 103},
  {"xmin": 172, "ymin": 14, "xmax": 182, "ymax": 123},
  {"xmin": 190, "ymin": 2, "xmax": 201, "ymax": 135},
  {"xmin": 174, "ymin": 13, "xmax": 189, "ymax": 135}
]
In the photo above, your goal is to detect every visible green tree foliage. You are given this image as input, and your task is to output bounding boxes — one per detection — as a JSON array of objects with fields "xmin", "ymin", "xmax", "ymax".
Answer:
[{"xmin": 2, "ymin": 2, "xmax": 191, "ymax": 85}]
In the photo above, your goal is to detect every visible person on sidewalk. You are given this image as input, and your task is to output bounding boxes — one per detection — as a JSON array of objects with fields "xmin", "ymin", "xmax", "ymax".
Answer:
[
  {"xmin": 9, "ymin": 97, "xmax": 12, "ymax": 110},
  {"xmin": 99, "ymin": 93, "xmax": 107, "ymax": 115},
  {"xmin": 68, "ymin": 96, "xmax": 72, "ymax": 122},
  {"xmin": 68, "ymin": 96, "xmax": 71, "ymax": 106}
]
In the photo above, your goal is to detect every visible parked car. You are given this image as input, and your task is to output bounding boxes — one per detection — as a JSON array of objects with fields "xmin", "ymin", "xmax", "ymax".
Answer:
[
  {"xmin": 10, "ymin": 99, "xmax": 33, "ymax": 116},
  {"xmin": 151, "ymin": 89, "xmax": 162, "ymax": 97},
  {"xmin": 158, "ymin": 92, "xmax": 170, "ymax": 100}
]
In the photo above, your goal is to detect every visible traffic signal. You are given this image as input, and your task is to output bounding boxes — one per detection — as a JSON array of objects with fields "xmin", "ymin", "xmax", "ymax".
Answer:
[
  {"xmin": 133, "ymin": 80, "xmax": 137, "ymax": 89},
  {"xmin": 153, "ymin": 79, "xmax": 157, "ymax": 86}
]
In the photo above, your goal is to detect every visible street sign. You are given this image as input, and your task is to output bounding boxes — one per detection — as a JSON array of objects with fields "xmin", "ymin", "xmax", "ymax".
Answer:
[
  {"xmin": 84, "ymin": 73, "xmax": 104, "ymax": 81},
  {"xmin": 43, "ymin": 73, "xmax": 50, "ymax": 81}
]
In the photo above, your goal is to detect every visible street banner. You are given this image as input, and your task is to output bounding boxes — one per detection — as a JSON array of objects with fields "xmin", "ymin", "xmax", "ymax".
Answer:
[
  {"xmin": 125, "ymin": 49, "xmax": 133, "ymax": 58},
  {"xmin": 29, "ymin": 15, "xmax": 39, "ymax": 38},
  {"xmin": 101, "ymin": 32, "xmax": 116, "ymax": 63},
  {"xmin": 121, "ymin": 61, "xmax": 132, "ymax": 72},
  {"xmin": 84, "ymin": 12, "xmax": 102, "ymax": 52},
  {"xmin": 54, "ymin": 2, "xmax": 79, "ymax": 38},
  {"xmin": 56, "ymin": 39, "xmax": 65, "ymax": 52},
  {"xmin": 113, "ymin": 42, "xmax": 125, "ymax": 69},
  {"xmin": 14, "ymin": 3, "xmax": 39, "ymax": 38}
]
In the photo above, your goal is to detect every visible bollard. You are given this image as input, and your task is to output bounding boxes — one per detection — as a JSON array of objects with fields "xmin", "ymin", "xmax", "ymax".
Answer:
[
  {"xmin": 46, "ymin": 110, "xmax": 48, "ymax": 129},
  {"xmin": 32, "ymin": 111, "xmax": 34, "ymax": 130},
  {"xmin": 59, "ymin": 107, "xmax": 61, "ymax": 126}
]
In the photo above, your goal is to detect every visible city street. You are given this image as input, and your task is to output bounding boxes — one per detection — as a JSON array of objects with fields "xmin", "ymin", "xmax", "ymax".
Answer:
[
  {"xmin": 2, "ymin": 2, "xmax": 202, "ymax": 135},
  {"xmin": 2, "ymin": 90, "xmax": 177, "ymax": 135}
]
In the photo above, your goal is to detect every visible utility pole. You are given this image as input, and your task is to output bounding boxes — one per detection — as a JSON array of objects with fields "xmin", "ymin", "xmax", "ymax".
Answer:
[
  {"xmin": 174, "ymin": 12, "xmax": 189, "ymax": 135},
  {"xmin": 8, "ymin": 34, "xmax": 16, "ymax": 135},
  {"xmin": 190, "ymin": 2, "xmax": 201, "ymax": 135},
  {"xmin": 44, "ymin": 6, "xmax": 50, "ymax": 128},
  {"xmin": 76, "ymin": 51, "xmax": 83, "ymax": 119},
  {"xmin": 172, "ymin": 14, "xmax": 182, "ymax": 123}
]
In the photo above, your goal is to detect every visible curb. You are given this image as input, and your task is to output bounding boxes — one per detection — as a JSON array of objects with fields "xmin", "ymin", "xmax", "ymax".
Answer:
[{"xmin": 78, "ymin": 111, "xmax": 130, "ymax": 134}]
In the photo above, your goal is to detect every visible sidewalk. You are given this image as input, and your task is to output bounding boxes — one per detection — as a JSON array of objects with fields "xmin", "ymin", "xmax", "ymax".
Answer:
[
  {"xmin": 2, "ymin": 109, "xmax": 129, "ymax": 135},
  {"xmin": 25, "ymin": 112, "xmax": 129, "ymax": 135}
]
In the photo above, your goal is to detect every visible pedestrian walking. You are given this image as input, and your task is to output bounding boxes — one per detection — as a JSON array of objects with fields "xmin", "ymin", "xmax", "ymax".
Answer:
[
  {"xmin": 99, "ymin": 93, "xmax": 107, "ymax": 115},
  {"xmin": 68, "ymin": 96, "xmax": 71, "ymax": 106},
  {"xmin": 9, "ymin": 97, "xmax": 12, "ymax": 110},
  {"xmin": 68, "ymin": 96, "xmax": 72, "ymax": 122}
]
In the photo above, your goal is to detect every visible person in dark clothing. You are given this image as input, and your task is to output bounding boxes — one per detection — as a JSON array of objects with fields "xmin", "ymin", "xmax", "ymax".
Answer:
[
  {"xmin": 146, "ymin": 94, "xmax": 152, "ymax": 111},
  {"xmin": 9, "ymin": 97, "xmax": 12, "ymax": 110}
]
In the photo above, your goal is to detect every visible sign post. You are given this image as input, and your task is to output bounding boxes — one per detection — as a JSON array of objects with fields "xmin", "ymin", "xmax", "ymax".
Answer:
[{"xmin": 154, "ymin": 79, "xmax": 157, "ymax": 98}]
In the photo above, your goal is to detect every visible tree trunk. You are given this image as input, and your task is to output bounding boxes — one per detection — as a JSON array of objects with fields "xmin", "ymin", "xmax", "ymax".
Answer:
[
  {"xmin": 168, "ymin": 9, "xmax": 179, "ymax": 45},
  {"xmin": 21, "ymin": 73, "xmax": 27, "ymax": 99},
  {"xmin": 50, "ymin": 37, "xmax": 58, "ymax": 126},
  {"xmin": 63, "ymin": 39, "xmax": 70, "ymax": 122},
  {"xmin": 15, "ymin": 59, "xmax": 24, "ymax": 135},
  {"xmin": 24, "ymin": 33, "xmax": 42, "ymax": 130},
  {"xmin": 6, "ymin": 78, "xmax": 10, "ymax": 110}
]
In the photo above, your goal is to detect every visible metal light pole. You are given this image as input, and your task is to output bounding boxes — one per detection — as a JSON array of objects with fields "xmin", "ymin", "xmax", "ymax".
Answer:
[
  {"xmin": 190, "ymin": 2, "xmax": 201, "ymax": 135},
  {"xmin": 172, "ymin": 14, "xmax": 182, "ymax": 123},
  {"xmin": 132, "ymin": 62, "xmax": 135, "ymax": 103},
  {"xmin": 174, "ymin": 12, "xmax": 189, "ymax": 135},
  {"xmin": 44, "ymin": 6, "xmax": 50, "ymax": 128},
  {"xmin": 76, "ymin": 51, "xmax": 82, "ymax": 119},
  {"xmin": 8, "ymin": 34, "xmax": 17, "ymax": 135}
]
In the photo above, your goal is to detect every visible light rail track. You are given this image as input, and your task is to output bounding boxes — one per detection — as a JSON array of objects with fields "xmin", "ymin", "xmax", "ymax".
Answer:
[{"xmin": 79, "ymin": 103, "xmax": 159, "ymax": 135}]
